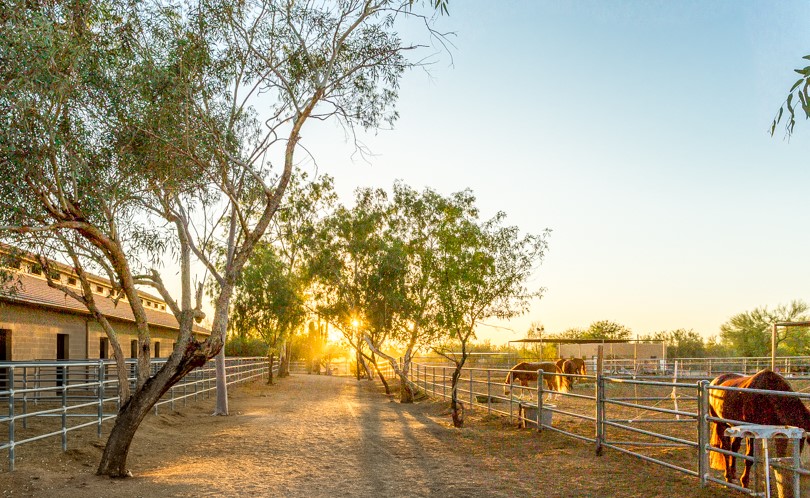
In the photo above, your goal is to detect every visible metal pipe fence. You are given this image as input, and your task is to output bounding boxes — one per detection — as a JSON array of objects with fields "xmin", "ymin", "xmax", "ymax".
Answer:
[
  {"xmin": 409, "ymin": 360, "xmax": 810, "ymax": 496},
  {"xmin": 288, "ymin": 358, "xmax": 396, "ymax": 379},
  {"xmin": 0, "ymin": 356, "xmax": 272, "ymax": 472},
  {"xmin": 413, "ymin": 355, "xmax": 810, "ymax": 379}
]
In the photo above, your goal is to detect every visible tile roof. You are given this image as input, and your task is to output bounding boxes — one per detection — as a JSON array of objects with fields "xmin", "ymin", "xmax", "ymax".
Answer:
[{"xmin": 0, "ymin": 272, "xmax": 209, "ymax": 335}]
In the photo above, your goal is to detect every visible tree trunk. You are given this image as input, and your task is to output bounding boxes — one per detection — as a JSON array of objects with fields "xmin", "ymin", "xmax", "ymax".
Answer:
[
  {"xmin": 213, "ymin": 347, "xmax": 228, "ymax": 415},
  {"xmin": 359, "ymin": 354, "xmax": 373, "ymax": 380},
  {"xmin": 210, "ymin": 286, "xmax": 233, "ymax": 416},
  {"xmin": 278, "ymin": 341, "xmax": 290, "ymax": 378},
  {"xmin": 97, "ymin": 348, "xmax": 207, "ymax": 477},
  {"xmin": 450, "ymin": 364, "xmax": 464, "ymax": 428},
  {"xmin": 267, "ymin": 352, "xmax": 275, "ymax": 385},
  {"xmin": 360, "ymin": 336, "xmax": 414, "ymax": 403},
  {"xmin": 367, "ymin": 356, "xmax": 390, "ymax": 394}
]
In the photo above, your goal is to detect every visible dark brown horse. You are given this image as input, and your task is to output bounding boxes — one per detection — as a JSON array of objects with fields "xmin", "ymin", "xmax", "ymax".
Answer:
[
  {"xmin": 708, "ymin": 369, "xmax": 810, "ymax": 488},
  {"xmin": 504, "ymin": 362, "xmax": 560, "ymax": 398}
]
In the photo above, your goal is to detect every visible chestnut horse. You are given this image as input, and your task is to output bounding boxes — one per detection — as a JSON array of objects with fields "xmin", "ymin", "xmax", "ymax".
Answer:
[
  {"xmin": 555, "ymin": 358, "xmax": 587, "ymax": 392},
  {"xmin": 504, "ymin": 362, "xmax": 560, "ymax": 398},
  {"xmin": 708, "ymin": 369, "xmax": 810, "ymax": 488}
]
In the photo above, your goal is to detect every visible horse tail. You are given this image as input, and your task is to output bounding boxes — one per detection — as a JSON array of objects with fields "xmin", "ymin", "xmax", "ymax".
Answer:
[
  {"xmin": 709, "ymin": 420, "xmax": 727, "ymax": 470},
  {"xmin": 504, "ymin": 370, "xmax": 512, "ymax": 395}
]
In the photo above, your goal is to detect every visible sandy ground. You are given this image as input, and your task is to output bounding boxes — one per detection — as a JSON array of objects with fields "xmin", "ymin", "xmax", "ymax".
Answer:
[{"xmin": 0, "ymin": 374, "xmax": 741, "ymax": 497}]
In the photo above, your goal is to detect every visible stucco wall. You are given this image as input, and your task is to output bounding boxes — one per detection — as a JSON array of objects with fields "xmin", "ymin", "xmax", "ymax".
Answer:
[
  {"xmin": 0, "ymin": 301, "xmax": 183, "ymax": 361},
  {"xmin": 0, "ymin": 302, "xmax": 87, "ymax": 360}
]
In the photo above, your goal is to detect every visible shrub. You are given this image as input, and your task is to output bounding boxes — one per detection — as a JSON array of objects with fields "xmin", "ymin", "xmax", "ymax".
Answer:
[{"xmin": 225, "ymin": 336, "xmax": 268, "ymax": 357}]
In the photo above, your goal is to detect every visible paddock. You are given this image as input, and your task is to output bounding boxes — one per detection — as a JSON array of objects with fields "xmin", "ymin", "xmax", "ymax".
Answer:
[
  {"xmin": 0, "ymin": 373, "xmax": 736, "ymax": 498},
  {"xmin": 409, "ymin": 357, "xmax": 810, "ymax": 497}
]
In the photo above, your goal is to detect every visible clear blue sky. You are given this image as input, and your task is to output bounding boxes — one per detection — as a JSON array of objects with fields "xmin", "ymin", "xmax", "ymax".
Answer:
[{"xmin": 303, "ymin": 1, "xmax": 810, "ymax": 344}]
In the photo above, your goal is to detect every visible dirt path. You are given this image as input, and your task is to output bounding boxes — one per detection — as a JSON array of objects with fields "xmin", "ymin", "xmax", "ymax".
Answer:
[{"xmin": 0, "ymin": 374, "xmax": 739, "ymax": 497}]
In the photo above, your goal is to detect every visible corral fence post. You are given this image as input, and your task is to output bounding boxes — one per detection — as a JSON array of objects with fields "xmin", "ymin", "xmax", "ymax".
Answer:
[
  {"xmin": 8, "ymin": 366, "xmax": 15, "ymax": 471},
  {"xmin": 469, "ymin": 369, "xmax": 473, "ymax": 410},
  {"xmin": 443, "ymin": 367, "xmax": 447, "ymax": 400},
  {"xmin": 21, "ymin": 367, "xmax": 27, "ymax": 430},
  {"xmin": 61, "ymin": 371, "xmax": 67, "ymax": 452},
  {"xmin": 698, "ymin": 380, "xmax": 709, "ymax": 487},
  {"xmin": 536, "ymin": 369, "xmax": 542, "ymax": 431},
  {"xmin": 595, "ymin": 345, "xmax": 604, "ymax": 456},
  {"xmin": 486, "ymin": 370, "xmax": 491, "ymax": 414},
  {"xmin": 538, "ymin": 369, "xmax": 544, "ymax": 407},
  {"xmin": 509, "ymin": 373, "xmax": 514, "ymax": 422},
  {"xmin": 97, "ymin": 360, "xmax": 105, "ymax": 437},
  {"xmin": 424, "ymin": 365, "xmax": 428, "ymax": 395}
]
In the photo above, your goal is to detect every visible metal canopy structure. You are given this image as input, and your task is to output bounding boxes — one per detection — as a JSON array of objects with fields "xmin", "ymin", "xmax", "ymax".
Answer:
[
  {"xmin": 509, "ymin": 338, "xmax": 664, "ymax": 344},
  {"xmin": 509, "ymin": 338, "xmax": 666, "ymax": 361}
]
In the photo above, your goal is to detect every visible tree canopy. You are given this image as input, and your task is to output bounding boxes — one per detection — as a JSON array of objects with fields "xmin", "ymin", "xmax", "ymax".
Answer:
[{"xmin": 719, "ymin": 300, "xmax": 810, "ymax": 357}]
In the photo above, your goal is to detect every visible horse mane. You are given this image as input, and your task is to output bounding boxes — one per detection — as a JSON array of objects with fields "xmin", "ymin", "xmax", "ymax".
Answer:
[{"xmin": 748, "ymin": 370, "xmax": 810, "ymax": 433}]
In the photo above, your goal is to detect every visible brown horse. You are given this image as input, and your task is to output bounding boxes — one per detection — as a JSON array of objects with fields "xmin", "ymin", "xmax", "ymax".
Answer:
[
  {"xmin": 504, "ymin": 362, "xmax": 560, "ymax": 398},
  {"xmin": 556, "ymin": 357, "xmax": 587, "ymax": 375},
  {"xmin": 555, "ymin": 358, "xmax": 587, "ymax": 392},
  {"xmin": 708, "ymin": 369, "xmax": 810, "ymax": 488}
]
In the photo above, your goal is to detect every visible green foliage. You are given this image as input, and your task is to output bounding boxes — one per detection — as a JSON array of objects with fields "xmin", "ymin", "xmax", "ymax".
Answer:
[
  {"xmin": 640, "ymin": 329, "xmax": 707, "ymax": 358},
  {"xmin": 772, "ymin": 55, "xmax": 810, "ymax": 137},
  {"xmin": 225, "ymin": 335, "xmax": 269, "ymax": 357},
  {"xmin": 719, "ymin": 300, "xmax": 810, "ymax": 356},
  {"xmin": 554, "ymin": 321, "xmax": 632, "ymax": 340},
  {"xmin": 230, "ymin": 242, "xmax": 306, "ymax": 352}
]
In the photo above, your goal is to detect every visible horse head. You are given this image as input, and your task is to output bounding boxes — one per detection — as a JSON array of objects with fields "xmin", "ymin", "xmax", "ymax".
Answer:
[{"xmin": 556, "ymin": 360, "xmax": 575, "ymax": 393}]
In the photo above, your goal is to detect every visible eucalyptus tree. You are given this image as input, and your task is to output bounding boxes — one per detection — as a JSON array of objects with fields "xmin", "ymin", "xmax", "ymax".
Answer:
[
  {"xmin": 0, "ymin": 0, "xmax": 220, "ymax": 477},
  {"xmin": 264, "ymin": 170, "xmax": 338, "ymax": 377},
  {"xmin": 361, "ymin": 183, "xmax": 473, "ymax": 403},
  {"xmin": 231, "ymin": 242, "xmax": 305, "ymax": 383},
  {"xmin": 229, "ymin": 172, "xmax": 336, "ymax": 381},
  {"xmin": 307, "ymin": 187, "xmax": 402, "ymax": 392},
  {"xmin": 1, "ymin": 0, "xmax": 445, "ymax": 476},
  {"xmin": 433, "ymin": 206, "xmax": 549, "ymax": 427},
  {"xmin": 772, "ymin": 56, "xmax": 810, "ymax": 137},
  {"xmin": 132, "ymin": 0, "xmax": 446, "ymax": 416}
]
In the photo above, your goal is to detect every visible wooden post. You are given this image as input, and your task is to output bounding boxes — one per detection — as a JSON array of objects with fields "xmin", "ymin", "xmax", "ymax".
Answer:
[{"xmin": 772, "ymin": 323, "xmax": 777, "ymax": 371}]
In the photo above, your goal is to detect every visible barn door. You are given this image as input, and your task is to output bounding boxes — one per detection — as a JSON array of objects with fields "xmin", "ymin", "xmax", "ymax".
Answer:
[
  {"xmin": 0, "ymin": 330, "xmax": 9, "ymax": 391},
  {"xmin": 56, "ymin": 333, "xmax": 69, "ymax": 388}
]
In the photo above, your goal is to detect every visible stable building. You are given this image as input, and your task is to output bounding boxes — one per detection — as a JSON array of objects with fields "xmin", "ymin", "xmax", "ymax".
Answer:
[{"xmin": 0, "ymin": 252, "xmax": 208, "ymax": 362}]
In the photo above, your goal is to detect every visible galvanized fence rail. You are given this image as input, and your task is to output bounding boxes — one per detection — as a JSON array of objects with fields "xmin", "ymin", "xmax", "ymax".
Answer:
[
  {"xmin": 0, "ymin": 357, "xmax": 272, "ymax": 471},
  {"xmin": 413, "ymin": 355, "xmax": 810, "ymax": 379},
  {"xmin": 410, "ymin": 360, "xmax": 810, "ymax": 496}
]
